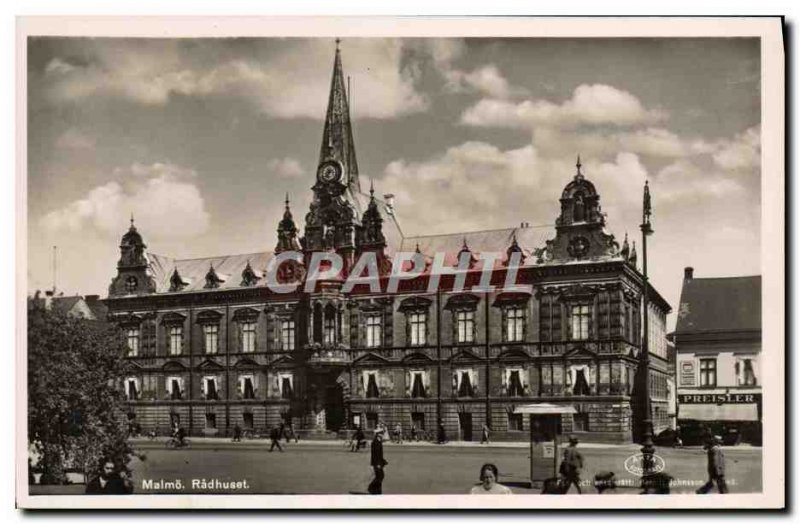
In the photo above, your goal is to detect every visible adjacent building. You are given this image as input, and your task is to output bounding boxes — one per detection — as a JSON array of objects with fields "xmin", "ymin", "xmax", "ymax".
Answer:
[
  {"xmin": 103, "ymin": 43, "xmax": 672, "ymax": 443},
  {"xmin": 670, "ymin": 268, "xmax": 761, "ymax": 444}
]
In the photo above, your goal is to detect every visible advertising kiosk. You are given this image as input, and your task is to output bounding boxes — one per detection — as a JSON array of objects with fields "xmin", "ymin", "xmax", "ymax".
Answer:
[{"xmin": 513, "ymin": 403, "xmax": 577, "ymax": 487}]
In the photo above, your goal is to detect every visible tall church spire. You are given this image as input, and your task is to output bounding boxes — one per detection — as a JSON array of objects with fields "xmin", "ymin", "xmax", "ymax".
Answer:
[{"xmin": 319, "ymin": 39, "xmax": 360, "ymax": 194}]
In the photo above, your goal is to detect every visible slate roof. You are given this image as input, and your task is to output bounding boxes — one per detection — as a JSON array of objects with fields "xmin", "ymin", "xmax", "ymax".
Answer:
[
  {"xmin": 147, "ymin": 252, "xmax": 275, "ymax": 293},
  {"xmin": 402, "ymin": 226, "xmax": 552, "ymax": 266},
  {"xmin": 674, "ymin": 275, "xmax": 761, "ymax": 334}
]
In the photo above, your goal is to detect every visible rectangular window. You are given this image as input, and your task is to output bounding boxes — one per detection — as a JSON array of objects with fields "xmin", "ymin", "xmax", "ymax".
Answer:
[
  {"xmin": 242, "ymin": 377, "xmax": 255, "ymax": 399},
  {"xmin": 240, "ymin": 322, "xmax": 256, "ymax": 353},
  {"xmin": 736, "ymin": 358, "xmax": 758, "ymax": 386},
  {"xmin": 410, "ymin": 372, "xmax": 426, "ymax": 398},
  {"xmin": 507, "ymin": 369, "xmax": 524, "ymax": 397},
  {"xmin": 205, "ymin": 413, "xmax": 217, "ymax": 429},
  {"xmin": 366, "ymin": 412, "xmax": 378, "ymax": 430},
  {"xmin": 365, "ymin": 372, "xmax": 380, "ymax": 398},
  {"xmin": 169, "ymin": 377, "xmax": 183, "ymax": 400},
  {"xmin": 168, "ymin": 326, "xmax": 183, "ymax": 355},
  {"xmin": 699, "ymin": 358, "xmax": 717, "ymax": 387},
  {"xmin": 126, "ymin": 379, "xmax": 139, "ymax": 400},
  {"xmin": 243, "ymin": 413, "xmax": 254, "ymax": 430},
  {"xmin": 203, "ymin": 324, "xmax": 219, "ymax": 354},
  {"xmin": 205, "ymin": 378, "xmax": 219, "ymax": 400},
  {"xmin": 323, "ymin": 316, "xmax": 336, "ymax": 345},
  {"xmin": 409, "ymin": 312, "xmax": 427, "ymax": 347},
  {"xmin": 508, "ymin": 413, "xmax": 523, "ymax": 431},
  {"xmin": 280, "ymin": 320, "xmax": 295, "ymax": 351},
  {"xmin": 280, "ymin": 374, "xmax": 294, "ymax": 399},
  {"xmin": 126, "ymin": 328, "xmax": 140, "ymax": 357},
  {"xmin": 570, "ymin": 305, "xmax": 591, "ymax": 340},
  {"xmin": 456, "ymin": 310, "xmax": 475, "ymax": 343},
  {"xmin": 365, "ymin": 314, "xmax": 382, "ymax": 348},
  {"xmin": 506, "ymin": 306, "xmax": 525, "ymax": 342}
]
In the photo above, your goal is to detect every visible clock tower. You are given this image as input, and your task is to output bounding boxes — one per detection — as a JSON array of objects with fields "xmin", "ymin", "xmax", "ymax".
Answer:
[{"xmin": 303, "ymin": 39, "xmax": 361, "ymax": 269}]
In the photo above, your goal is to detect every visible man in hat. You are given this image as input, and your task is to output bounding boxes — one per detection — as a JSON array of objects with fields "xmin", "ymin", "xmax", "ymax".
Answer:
[
  {"xmin": 696, "ymin": 435, "xmax": 728, "ymax": 494},
  {"xmin": 559, "ymin": 435, "xmax": 584, "ymax": 494},
  {"xmin": 367, "ymin": 431, "xmax": 388, "ymax": 494}
]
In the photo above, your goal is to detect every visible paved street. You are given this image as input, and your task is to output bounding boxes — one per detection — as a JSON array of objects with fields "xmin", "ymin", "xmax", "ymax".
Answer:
[{"xmin": 120, "ymin": 439, "xmax": 762, "ymax": 495}]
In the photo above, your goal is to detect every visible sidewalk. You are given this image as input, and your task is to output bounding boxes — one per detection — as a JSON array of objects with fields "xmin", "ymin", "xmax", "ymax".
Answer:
[
  {"xmin": 132, "ymin": 436, "xmax": 636, "ymax": 450},
  {"xmin": 130, "ymin": 436, "xmax": 759, "ymax": 452}
]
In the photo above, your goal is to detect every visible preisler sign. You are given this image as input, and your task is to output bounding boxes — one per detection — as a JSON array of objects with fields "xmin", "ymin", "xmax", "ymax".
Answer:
[{"xmin": 678, "ymin": 393, "xmax": 762, "ymax": 404}]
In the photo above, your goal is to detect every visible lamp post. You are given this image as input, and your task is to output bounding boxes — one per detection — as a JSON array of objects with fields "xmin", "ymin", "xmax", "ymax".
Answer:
[{"xmin": 639, "ymin": 181, "xmax": 656, "ymax": 482}]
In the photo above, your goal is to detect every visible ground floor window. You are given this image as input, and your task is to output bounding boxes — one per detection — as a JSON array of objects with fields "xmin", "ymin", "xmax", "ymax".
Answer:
[
  {"xmin": 508, "ymin": 413, "xmax": 523, "ymax": 431},
  {"xmin": 205, "ymin": 413, "xmax": 217, "ymax": 429},
  {"xmin": 411, "ymin": 412, "xmax": 426, "ymax": 430},
  {"xmin": 573, "ymin": 412, "xmax": 589, "ymax": 432},
  {"xmin": 366, "ymin": 412, "xmax": 379, "ymax": 430},
  {"xmin": 243, "ymin": 412, "xmax": 254, "ymax": 430}
]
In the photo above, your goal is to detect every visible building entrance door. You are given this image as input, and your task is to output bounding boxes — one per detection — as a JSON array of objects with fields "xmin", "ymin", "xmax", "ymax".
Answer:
[{"xmin": 459, "ymin": 412, "xmax": 473, "ymax": 441}]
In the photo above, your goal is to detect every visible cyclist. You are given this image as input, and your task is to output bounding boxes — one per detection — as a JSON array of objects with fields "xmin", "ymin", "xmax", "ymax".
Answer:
[{"xmin": 350, "ymin": 426, "xmax": 367, "ymax": 452}]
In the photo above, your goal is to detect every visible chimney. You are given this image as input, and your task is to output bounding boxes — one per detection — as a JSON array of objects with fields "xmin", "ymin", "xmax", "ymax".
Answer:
[
  {"xmin": 684, "ymin": 267, "xmax": 694, "ymax": 281},
  {"xmin": 44, "ymin": 290, "xmax": 54, "ymax": 310},
  {"xmin": 85, "ymin": 294, "xmax": 100, "ymax": 305},
  {"xmin": 383, "ymin": 193, "xmax": 395, "ymax": 214}
]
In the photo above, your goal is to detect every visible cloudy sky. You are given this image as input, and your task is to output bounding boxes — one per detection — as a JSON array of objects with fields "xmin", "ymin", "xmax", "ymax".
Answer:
[{"xmin": 27, "ymin": 37, "xmax": 760, "ymax": 326}]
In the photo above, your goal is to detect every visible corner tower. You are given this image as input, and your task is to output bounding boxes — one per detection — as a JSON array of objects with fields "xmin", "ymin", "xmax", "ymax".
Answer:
[
  {"xmin": 538, "ymin": 156, "xmax": 620, "ymax": 263},
  {"xmin": 108, "ymin": 217, "xmax": 156, "ymax": 296}
]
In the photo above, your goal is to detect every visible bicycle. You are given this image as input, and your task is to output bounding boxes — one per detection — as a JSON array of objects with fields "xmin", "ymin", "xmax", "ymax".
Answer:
[{"xmin": 165, "ymin": 436, "xmax": 191, "ymax": 449}]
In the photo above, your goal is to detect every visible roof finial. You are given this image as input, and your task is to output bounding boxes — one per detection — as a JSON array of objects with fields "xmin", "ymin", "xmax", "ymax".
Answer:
[
  {"xmin": 285, "ymin": 192, "xmax": 290, "ymax": 208},
  {"xmin": 335, "ymin": 37, "xmax": 341, "ymax": 51},
  {"xmin": 369, "ymin": 178, "xmax": 375, "ymax": 197},
  {"xmin": 576, "ymin": 154, "xmax": 583, "ymax": 178},
  {"xmin": 130, "ymin": 213, "xmax": 135, "ymax": 227}
]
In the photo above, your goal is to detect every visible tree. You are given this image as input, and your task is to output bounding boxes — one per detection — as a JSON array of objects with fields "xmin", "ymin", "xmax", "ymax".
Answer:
[{"xmin": 27, "ymin": 304, "xmax": 133, "ymax": 485}]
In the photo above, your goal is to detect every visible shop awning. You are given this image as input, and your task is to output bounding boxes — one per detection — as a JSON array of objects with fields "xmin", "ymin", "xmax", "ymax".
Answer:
[
  {"xmin": 514, "ymin": 403, "xmax": 577, "ymax": 415},
  {"xmin": 679, "ymin": 403, "xmax": 759, "ymax": 422}
]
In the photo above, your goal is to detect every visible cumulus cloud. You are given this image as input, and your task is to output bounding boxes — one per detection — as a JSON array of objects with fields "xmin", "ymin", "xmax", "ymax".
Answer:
[
  {"xmin": 41, "ymin": 162, "xmax": 210, "ymax": 239},
  {"xmin": 41, "ymin": 39, "xmax": 428, "ymax": 119},
  {"xmin": 267, "ymin": 157, "xmax": 304, "ymax": 178},
  {"xmin": 712, "ymin": 126, "xmax": 760, "ymax": 171},
  {"xmin": 445, "ymin": 64, "xmax": 528, "ymax": 99},
  {"xmin": 380, "ymin": 141, "xmax": 654, "ymax": 237},
  {"xmin": 461, "ymin": 84, "xmax": 667, "ymax": 129}
]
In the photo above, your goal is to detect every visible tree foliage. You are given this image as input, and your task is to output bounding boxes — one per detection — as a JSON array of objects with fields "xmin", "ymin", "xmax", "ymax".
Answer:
[{"xmin": 27, "ymin": 304, "xmax": 133, "ymax": 484}]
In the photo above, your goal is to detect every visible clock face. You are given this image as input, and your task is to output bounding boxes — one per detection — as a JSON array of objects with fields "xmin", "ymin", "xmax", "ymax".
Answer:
[{"xmin": 318, "ymin": 162, "xmax": 342, "ymax": 183}]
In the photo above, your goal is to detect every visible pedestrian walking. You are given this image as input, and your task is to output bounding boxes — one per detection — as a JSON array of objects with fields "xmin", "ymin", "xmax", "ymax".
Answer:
[
  {"xmin": 559, "ymin": 435, "xmax": 584, "ymax": 494},
  {"xmin": 393, "ymin": 423, "xmax": 403, "ymax": 444},
  {"xmin": 410, "ymin": 424, "xmax": 418, "ymax": 442},
  {"xmin": 367, "ymin": 431, "xmax": 388, "ymax": 494},
  {"xmin": 232, "ymin": 423, "xmax": 242, "ymax": 442},
  {"xmin": 696, "ymin": 435, "xmax": 729, "ymax": 494},
  {"xmin": 469, "ymin": 463, "xmax": 512, "ymax": 494},
  {"xmin": 269, "ymin": 425, "xmax": 284, "ymax": 452},
  {"xmin": 85, "ymin": 459, "xmax": 133, "ymax": 495},
  {"xmin": 480, "ymin": 424, "xmax": 491, "ymax": 444},
  {"xmin": 285, "ymin": 420, "xmax": 299, "ymax": 443}
]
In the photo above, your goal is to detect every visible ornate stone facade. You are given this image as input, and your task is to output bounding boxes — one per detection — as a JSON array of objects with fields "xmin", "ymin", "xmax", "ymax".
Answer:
[{"xmin": 104, "ymin": 43, "xmax": 672, "ymax": 443}]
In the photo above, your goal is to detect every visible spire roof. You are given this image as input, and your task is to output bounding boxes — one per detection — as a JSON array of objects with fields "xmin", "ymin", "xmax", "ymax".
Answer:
[{"xmin": 319, "ymin": 39, "xmax": 360, "ymax": 193}]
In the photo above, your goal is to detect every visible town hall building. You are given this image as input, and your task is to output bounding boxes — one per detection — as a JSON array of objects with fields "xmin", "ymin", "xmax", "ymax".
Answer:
[{"xmin": 104, "ymin": 42, "xmax": 672, "ymax": 443}]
